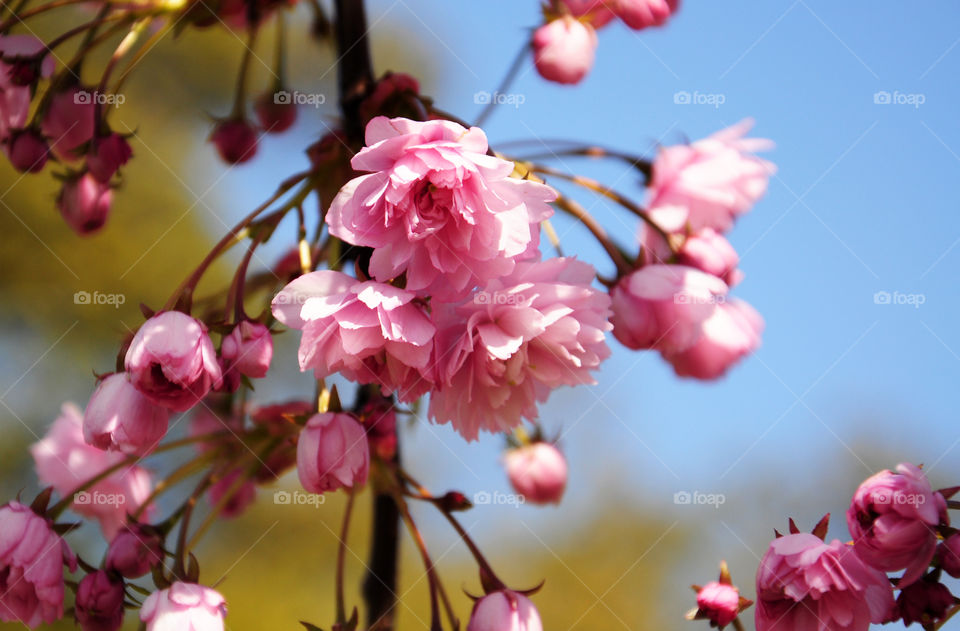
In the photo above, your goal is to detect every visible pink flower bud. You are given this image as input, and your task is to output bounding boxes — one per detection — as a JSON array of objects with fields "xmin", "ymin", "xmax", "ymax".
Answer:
[
  {"xmin": 504, "ymin": 442, "xmax": 567, "ymax": 505},
  {"xmin": 254, "ymin": 91, "xmax": 296, "ymax": 133},
  {"xmin": 140, "ymin": 582, "xmax": 227, "ymax": 631},
  {"xmin": 6, "ymin": 128, "xmax": 48, "ymax": 173},
  {"xmin": 938, "ymin": 534, "xmax": 960, "ymax": 578},
  {"xmin": 296, "ymin": 413, "xmax": 369, "ymax": 493},
  {"xmin": 0, "ymin": 501, "xmax": 77, "ymax": 627},
  {"xmin": 532, "ymin": 17, "xmax": 597, "ymax": 85},
  {"xmin": 359, "ymin": 398, "xmax": 397, "ymax": 461},
  {"xmin": 83, "ymin": 373, "xmax": 170, "ymax": 455},
  {"xmin": 75, "ymin": 570, "xmax": 125, "ymax": 631},
  {"xmin": 209, "ymin": 118, "xmax": 258, "ymax": 164},
  {"xmin": 41, "ymin": 85, "xmax": 95, "ymax": 161},
  {"xmin": 664, "ymin": 299, "xmax": 763, "ymax": 380},
  {"xmin": 896, "ymin": 576, "xmax": 954, "ymax": 627},
  {"xmin": 561, "ymin": 0, "xmax": 616, "ymax": 28},
  {"xmin": 611, "ymin": 0, "xmax": 678, "ymax": 30},
  {"xmin": 694, "ymin": 582, "xmax": 740, "ymax": 628},
  {"xmin": 105, "ymin": 524, "xmax": 165, "ymax": 578},
  {"xmin": 58, "ymin": 173, "xmax": 112, "ymax": 236},
  {"xmin": 467, "ymin": 591, "xmax": 542, "ymax": 631},
  {"xmin": 87, "ymin": 133, "xmax": 132, "ymax": 183},
  {"xmin": 124, "ymin": 311, "xmax": 223, "ymax": 412},
  {"xmin": 221, "ymin": 321, "xmax": 273, "ymax": 379},
  {"xmin": 676, "ymin": 229, "xmax": 742, "ymax": 287},
  {"xmin": 846, "ymin": 463, "xmax": 947, "ymax": 587}
]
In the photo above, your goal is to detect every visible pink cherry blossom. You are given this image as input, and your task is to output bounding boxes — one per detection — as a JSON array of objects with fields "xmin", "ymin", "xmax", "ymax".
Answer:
[
  {"xmin": 59, "ymin": 173, "xmax": 112, "ymax": 236},
  {"xmin": 0, "ymin": 35, "xmax": 54, "ymax": 142},
  {"xmin": 0, "ymin": 501, "xmax": 77, "ymax": 628},
  {"xmin": 125, "ymin": 311, "xmax": 223, "ymax": 412},
  {"xmin": 504, "ymin": 442, "xmax": 568, "ymax": 505},
  {"xmin": 296, "ymin": 412, "xmax": 369, "ymax": 493},
  {"xmin": 755, "ymin": 533, "xmax": 894, "ymax": 631},
  {"xmin": 430, "ymin": 258, "xmax": 611, "ymax": 441},
  {"xmin": 695, "ymin": 581, "xmax": 741, "ymax": 628},
  {"xmin": 846, "ymin": 463, "xmax": 947, "ymax": 587},
  {"xmin": 31, "ymin": 403, "xmax": 153, "ymax": 538},
  {"xmin": 41, "ymin": 85, "xmax": 95, "ymax": 161},
  {"xmin": 140, "ymin": 582, "xmax": 227, "ymax": 631},
  {"xmin": 647, "ymin": 119, "xmax": 775, "ymax": 233},
  {"xmin": 532, "ymin": 18, "xmax": 598, "ymax": 85},
  {"xmin": 676, "ymin": 228, "xmax": 742, "ymax": 287},
  {"xmin": 6, "ymin": 129, "xmax": 48, "ymax": 173},
  {"xmin": 220, "ymin": 320, "xmax": 273, "ymax": 380},
  {"xmin": 896, "ymin": 577, "xmax": 955, "ymax": 627},
  {"xmin": 87, "ymin": 133, "xmax": 132, "ymax": 183},
  {"xmin": 938, "ymin": 534, "xmax": 960, "ymax": 578},
  {"xmin": 664, "ymin": 298, "xmax": 763, "ymax": 380},
  {"xmin": 74, "ymin": 570, "xmax": 125, "ymax": 631},
  {"xmin": 105, "ymin": 524, "xmax": 164, "ymax": 579},
  {"xmin": 609, "ymin": 264, "xmax": 727, "ymax": 353},
  {"xmin": 467, "ymin": 591, "xmax": 542, "ymax": 631},
  {"xmin": 610, "ymin": 0, "xmax": 678, "ymax": 30},
  {"xmin": 209, "ymin": 118, "xmax": 258, "ymax": 164},
  {"xmin": 83, "ymin": 373, "xmax": 171, "ymax": 454},
  {"xmin": 272, "ymin": 271, "xmax": 436, "ymax": 401},
  {"xmin": 326, "ymin": 116, "xmax": 556, "ymax": 299},
  {"xmin": 561, "ymin": 0, "xmax": 616, "ymax": 28}
]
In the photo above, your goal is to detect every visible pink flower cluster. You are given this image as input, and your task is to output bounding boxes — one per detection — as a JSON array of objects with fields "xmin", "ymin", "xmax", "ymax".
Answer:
[
  {"xmin": 533, "ymin": 0, "xmax": 679, "ymax": 84},
  {"xmin": 611, "ymin": 120, "xmax": 774, "ymax": 380},
  {"xmin": 753, "ymin": 463, "xmax": 952, "ymax": 631},
  {"xmin": 274, "ymin": 116, "xmax": 611, "ymax": 441}
]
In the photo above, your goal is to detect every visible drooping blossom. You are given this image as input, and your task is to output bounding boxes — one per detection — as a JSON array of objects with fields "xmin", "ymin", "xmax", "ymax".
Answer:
[
  {"xmin": 896, "ymin": 576, "xmax": 955, "ymax": 627},
  {"xmin": 207, "ymin": 469, "xmax": 256, "ymax": 518},
  {"xmin": 663, "ymin": 299, "xmax": 763, "ymax": 380},
  {"xmin": 83, "ymin": 373, "xmax": 170, "ymax": 454},
  {"xmin": 532, "ymin": 18, "xmax": 598, "ymax": 85},
  {"xmin": 250, "ymin": 400, "xmax": 312, "ymax": 481},
  {"xmin": 504, "ymin": 442, "xmax": 568, "ymax": 505},
  {"xmin": 296, "ymin": 412, "xmax": 369, "ymax": 494},
  {"xmin": 140, "ymin": 582, "xmax": 227, "ymax": 631},
  {"xmin": 693, "ymin": 582, "xmax": 741, "ymax": 628},
  {"xmin": 846, "ymin": 463, "xmax": 947, "ymax": 587},
  {"xmin": 58, "ymin": 173, "xmax": 112, "ymax": 236},
  {"xmin": 6, "ymin": 128, "xmax": 48, "ymax": 173},
  {"xmin": 755, "ymin": 532, "xmax": 894, "ymax": 631},
  {"xmin": 125, "ymin": 311, "xmax": 223, "ymax": 412},
  {"xmin": 467, "ymin": 591, "xmax": 542, "ymax": 631},
  {"xmin": 272, "ymin": 271, "xmax": 436, "ymax": 401},
  {"xmin": 0, "ymin": 501, "xmax": 77, "ymax": 628},
  {"xmin": 31, "ymin": 403, "xmax": 153, "ymax": 538},
  {"xmin": 610, "ymin": 0, "xmax": 678, "ymax": 30},
  {"xmin": 220, "ymin": 320, "xmax": 273, "ymax": 380},
  {"xmin": 254, "ymin": 91, "xmax": 297, "ymax": 133},
  {"xmin": 105, "ymin": 524, "xmax": 165, "ymax": 579},
  {"xmin": 326, "ymin": 116, "xmax": 556, "ymax": 300},
  {"xmin": 74, "ymin": 570, "xmax": 125, "ymax": 631},
  {"xmin": 209, "ymin": 117, "xmax": 258, "ymax": 164},
  {"xmin": 41, "ymin": 85, "xmax": 95, "ymax": 161},
  {"xmin": 560, "ymin": 0, "xmax": 616, "ymax": 28},
  {"xmin": 647, "ymin": 120, "xmax": 775, "ymax": 233},
  {"xmin": 937, "ymin": 534, "xmax": 960, "ymax": 578},
  {"xmin": 0, "ymin": 35, "xmax": 54, "ymax": 142},
  {"xmin": 609, "ymin": 264, "xmax": 727, "ymax": 354},
  {"xmin": 430, "ymin": 258, "xmax": 611, "ymax": 440},
  {"xmin": 87, "ymin": 133, "xmax": 132, "ymax": 183}
]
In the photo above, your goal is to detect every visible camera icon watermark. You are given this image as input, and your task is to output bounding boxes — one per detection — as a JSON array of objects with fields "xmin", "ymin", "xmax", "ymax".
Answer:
[
  {"xmin": 873, "ymin": 90, "xmax": 925, "ymax": 109},
  {"xmin": 74, "ymin": 290, "xmax": 126, "ymax": 309},
  {"xmin": 873, "ymin": 290, "xmax": 925, "ymax": 309},
  {"xmin": 273, "ymin": 489, "xmax": 325, "ymax": 508},
  {"xmin": 673, "ymin": 90, "xmax": 725, "ymax": 109},
  {"xmin": 273, "ymin": 90, "xmax": 325, "ymax": 108},
  {"xmin": 473, "ymin": 290, "xmax": 531, "ymax": 307},
  {"xmin": 673, "ymin": 292, "xmax": 726, "ymax": 306},
  {"xmin": 873, "ymin": 491, "xmax": 926, "ymax": 507},
  {"xmin": 473, "ymin": 491, "xmax": 525, "ymax": 507},
  {"xmin": 473, "ymin": 90, "xmax": 526, "ymax": 109},
  {"xmin": 74, "ymin": 90, "xmax": 126, "ymax": 107},
  {"xmin": 673, "ymin": 490, "xmax": 725, "ymax": 509},
  {"xmin": 75, "ymin": 491, "xmax": 126, "ymax": 507}
]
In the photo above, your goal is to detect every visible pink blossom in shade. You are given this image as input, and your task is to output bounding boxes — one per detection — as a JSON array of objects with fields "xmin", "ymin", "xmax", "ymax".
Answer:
[
  {"xmin": 296, "ymin": 413, "xmax": 370, "ymax": 494},
  {"xmin": 896, "ymin": 577, "xmax": 955, "ymax": 627},
  {"xmin": 647, "ymin": 119, "xmax": 776, "ymax": 233},
  {"xmin": 139, "ymin": 582, "xmax": 227, "ymax": 631},
  {"xmin": 755, "ymin": 533, "xmax": 894, "ymax": 631},
  {"xmin": 0, "ymin": 36, "xmax": 53, "ymax": 142},
  {"xmin": 325, "ymin": 116, "xmax": 556, "ymax": 300},
  {"xmin": 250, "ymin": 401, "xmax": 312, "ymax": 482},
  {"xmin": 209, "ymin": 118, "xmax": 258, "ymax": 164},
  {"xmin": 609, "ymin": 264, "xmax": 728, "ymax": 354},
  {"xmin": 676, "ymin": 228, "xmax": 743, "ymax": 287},
  {"xmin": 207, "ymin": 469, "xmax": 256, "ymax": 519},
  {"xmin": 846, "ymin": 463, "xmax": 947, "ymax": 587},
  {"xmin": 74, "ymin": 570, "xmax": 125, "ymax": 631},
  {"xmin": 189, "ymin": 404, "xmax": 243, "ymax": 454},
  {"xmin": 254, "ymin": 91, "xmax": 296, "ymax": 134},
  {"xmin": 937, "ymin": 534, "xmax": 960, "ymax": 578},
  {"xmin": 58, "ymin": 173, "xmax": 112, "ymax": 236},
  {"xmin": 504, "ymin": 442, "xmax": 568, "ymax": 505},
  {"xmin": 467, "ymin": 591, "xmax": 542, "ymax": 631},
  {"xmin": 31, "ymin": 403, "xmax": 153, "ymax": 538},
  {"xmin": 104, "ymin": 524, "xmax": 164, "ymax": 579},
  {"xmin": 220, "ymin": 320, "xmax": 273, "ymax": 380},
  {"xmin": 429, "ymin": 258, "xmax": 612, "ymax": 441},
  {"xmin": 663, "ymin": 299, "xmax": 763, "ymax": 380},
  {"xmin": 0, "ymin": 501, "xmax": 77, "ymax": 628},
  {"xmin": 609, "ymin": 0, "xmax": 678, "ymax": 30},
  {"xmin": 561, "ymin": 0, "xmax": 616, "ymax": 28},
  {"xmin": 695, "ymin": 582, "xmax": 741, "ymax": 629},
  {"xmin": 83, "ymin": 373, "xmax": 171, "ymax": 455},
  {"xmin": 125, "ymin": 311, "xmax": 223, "ymax": 412},
  {"xmin": 40, "ymin": 85, "xmax": 95, "ymax": 161},
  {"xmin": 271, "ymin": 271, "xmax": 436, "ymax": 402},
  {"xmin": 6, "ymin": 129, "xmax": 48, "ymax": 173},
  {"xmin": 532, "ymin": 18, "xmax": 598, "ymax": 85},
  {"xmin": 86, "ymin": 133, "xmax": 132, "ymax": 183}
]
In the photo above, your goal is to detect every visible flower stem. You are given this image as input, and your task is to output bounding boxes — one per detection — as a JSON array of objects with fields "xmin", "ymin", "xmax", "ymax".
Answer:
[
  {"xmin": 335, "ymin": 489, "xmax": 356, "ymax": 624},
  {"xmin": 474, "ymin": 40, "xmax": 530, "ymax": 128}
]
